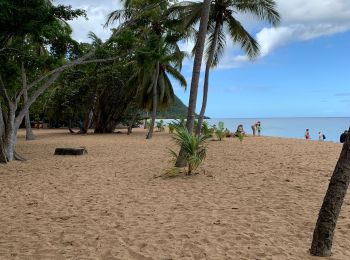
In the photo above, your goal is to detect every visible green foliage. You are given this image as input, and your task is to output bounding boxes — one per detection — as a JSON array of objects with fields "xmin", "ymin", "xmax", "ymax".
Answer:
[
  {"xmin": 201, "ymin": 121, "xmax": 214, "ymax": 137},
  {"xmin": 168, "ymin": 123, "xmax": 175, "ymax": 133},
  {"xmin": 171, "ymin": 0, "xmax": 280, "ymax": 66},
  {"xmin": 169, "ymin": 124, "xmax": 210, "ymax": 175},
  {"xmin": 215, "ymin": 121, "xmax": 225, "ymax": 141},
  {"xmin": 236, "ymin": 132, "xmax": 244, "ymax": 143},
  {"xmin": 144, "ymin": 119, "xmax": 150, "ymax": 129},
  {"xmin": 0, "ymin": 0, "xmax": 85, "ymax": 49},
  {"xmin": 156, "ymin": 119, "xmax": 165, "ymax": 132}
]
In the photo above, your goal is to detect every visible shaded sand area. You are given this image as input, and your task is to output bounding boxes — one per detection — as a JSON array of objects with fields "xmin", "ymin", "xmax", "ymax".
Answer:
[{"xmin": 1, "ymin": 129, "xmax": 350, "ymax": 259}]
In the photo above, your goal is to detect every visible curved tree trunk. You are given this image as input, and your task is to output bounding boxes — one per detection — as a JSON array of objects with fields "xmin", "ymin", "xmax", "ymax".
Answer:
[
  {"xmin": 0, "ymin": 102, "xmax": 18, "ymax": 163},
  {"xmin": 196, "ymin": 21, "xmax": 221, "ymax": 136},
  {"xmin": 310, "ymin": 129, "xmax": 350, "ymax": 256},
  {"xmin": 146, "ymin": 62, "xmax": 160, "ymax": 140},
  {"xmin": 175, "ymin": 0, "xmax": 211, "ymax": 167}
]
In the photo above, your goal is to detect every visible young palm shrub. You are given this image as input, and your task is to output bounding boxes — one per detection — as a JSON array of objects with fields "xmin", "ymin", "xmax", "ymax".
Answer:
[
  {"xmin": 215, "ymin": 121, "xmax": 225, "ymax": 141},
  {"xmin": 170, "ymin": 124, "xmax": 210, "ymax": 175},
  {"xmin": 156, "ymin": 120, "xmax": 165, "ymax": 132},
  {"xmin": 168, "ymin": 122, "xmax": 175, "ymax": 133},
  {"xmin": 201, "ymin": 121, "xmax": 213, "ymax": 137},
  {"xmin": 236, "ymin": 132, "xmax": 244, "ymax": 143}
]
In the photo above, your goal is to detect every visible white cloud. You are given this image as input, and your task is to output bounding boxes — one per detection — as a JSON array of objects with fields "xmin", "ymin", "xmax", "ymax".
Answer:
[
  {"xmin": 54, "ymin": 0, "xmax": 350, "ymax": 65},
  {"xmin": 54, "ymin": 0, "xmax": 122, "ymax": 42},
  {"xmin": 255, "ymin": 23, "xmax": 350, "ymax": 57},
  {"xmin": 224, "ymin": 0, "xmax": 350, "ymax": 68}
]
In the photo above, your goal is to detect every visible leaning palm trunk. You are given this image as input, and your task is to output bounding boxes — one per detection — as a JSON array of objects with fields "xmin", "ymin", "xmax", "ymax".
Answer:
[
  {"xmin": 310, "ymin": 128, "xmax": 350, "ymax": 256},
  {"xmin": 21, "ymin": 64, "xmax": 35, "ymax": 140},
  {"xmin": 175, "ymin": 0, "xmax": 211, "ymax": 167},
  {"xmin": 196, "ymin": 22, "xmax": 221, "ymax": 136},
  {"xmin": 146, "ymin": 62, "xmax": 160, "ymax": 139}
]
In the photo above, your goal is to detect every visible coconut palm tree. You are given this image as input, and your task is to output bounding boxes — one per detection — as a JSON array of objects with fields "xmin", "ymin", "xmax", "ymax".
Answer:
[
  {"xmin": 310, "ymin": 129, "xmax": 350, "ymax": 256},
  {"xmin": 171, "ymin": 0, "xmax": 280, "ymax": 135},
  {"xmin": 128, "ymin": 36, "xmax": 187, "ymax": 139},
  {"xmin": 173, "ymin": 0, "xmax": 212, "ymax": 167},
  {"xmin": 107, "ymin": 0, "xmax": 188, "ymax": 139}
]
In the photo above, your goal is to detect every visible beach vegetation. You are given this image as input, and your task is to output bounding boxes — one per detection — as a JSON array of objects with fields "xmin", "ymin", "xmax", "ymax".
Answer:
[
  {"xmin": 156, "ymin": 120, "xmax": 165, "ymax": 132},
  {"xmin": 168, "ymin": 123, "xmax": 175, "ymax": 133},
  {"xmin": 107, "ymin": 0, "xmax": 187, "ymax": 140},
  {"xmin": 169, "ymin": 124, "xmax": 210, "ymax": 175},
  {"xmin": 201, "ymin": 121, "xmax": 214, "ymax": 137},
  {"xmin": 0, "ymin": 0, "xmax": 89, "ymax": 162},
  {"xmin": 170, "ymin": 0, "xmax": 280, "ymax": 135},
  {"xmin": 173, "ymin": 0, "xmax": 211, "ymax": 167},
  {"xmin": 236, "ymin": 132, "xmax": 244, "ymax": 143},
  {"xmin": 215, "ymin": 121, "xmax": 225, "ymax": 141}
]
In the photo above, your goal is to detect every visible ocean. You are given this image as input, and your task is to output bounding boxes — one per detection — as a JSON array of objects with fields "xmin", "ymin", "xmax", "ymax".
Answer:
[{"xmin": 205, "ymin": 117, "xmax": 350, "ymax": 143}]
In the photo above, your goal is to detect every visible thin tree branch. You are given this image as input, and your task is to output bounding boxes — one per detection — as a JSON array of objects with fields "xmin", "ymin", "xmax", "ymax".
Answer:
[
  {"xmin": 15, "ymin": 72, "xmax": 61, "ymax": 129},
  {"xmin": 16, "ymin": 62, "xmax": 27, "ymax": 105},
  {"xmin": 15, "ymin": 55, "xmax": 117, "ymax": 101},
  {"xmin": 26, "ymin": 51, "xmax": 94, "ymax": 91},
  {"xmin": 0, "ymin": 75, "xmax": 10, "ymax": 104}
]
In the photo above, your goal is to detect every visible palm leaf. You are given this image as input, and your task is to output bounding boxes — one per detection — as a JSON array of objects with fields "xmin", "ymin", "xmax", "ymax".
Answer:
[
  {"xmin": 225, "ymin": 15, "xmax": 260, "ymax": 59},
  {"xmin": 165, "ymin": 65, "xmax": 187, "ymax": 88},
  {"xmin": 231, "ymin": 0, "xmax": 281, "ymax": 26}
]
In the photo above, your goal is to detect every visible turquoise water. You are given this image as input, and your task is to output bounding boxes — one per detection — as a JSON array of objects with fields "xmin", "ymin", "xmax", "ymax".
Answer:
[{"xmin": 206, "ymin": 118, "xmax": 350, "ymax": 143}]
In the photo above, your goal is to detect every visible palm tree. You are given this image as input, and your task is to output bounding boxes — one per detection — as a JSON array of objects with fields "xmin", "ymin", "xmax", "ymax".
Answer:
[
  {"xmin": 172, "ymin": 0, "xmax": 280, "ymax": 135},
  {"xmin": 129, "ymin": 37, "xmax": 187, "ymax": 139},
  {"xmin": 310, "ymin": 129, "xmax": 350, "ymax": 256},
  {"xmin": 174, "ymin": 0, "xmax": 212, "ymax": 167},
  {"xmin": 107, "ymin": 0, "xmax": 187, "ymax": 139}
]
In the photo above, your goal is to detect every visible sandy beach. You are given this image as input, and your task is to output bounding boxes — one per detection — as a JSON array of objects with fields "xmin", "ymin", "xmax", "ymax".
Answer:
[{"xmin": 0, "ymin": 129, "xmax": 349, "ymax": 259}]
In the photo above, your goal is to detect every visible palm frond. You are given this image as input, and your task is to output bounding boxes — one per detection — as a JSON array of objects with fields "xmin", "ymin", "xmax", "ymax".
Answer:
[
  {"xmin": 204, "ymin": 21, "xmax": 225, "ymax": 67},
  {"xmin": 225, "ymin": 15, "xmax": 260, "ymax": 59},
  {"xmin": 165, "ymin": 65, "xmax": 187, "ymax": 88},
  {"xmin": 231, "ymin": 0, "xmax": 281, "ymax": 26},
  {"xmin": 170, "ymin": 124, "xmax": 210, "ymax": 174},
  {"xmin": 88, "ymin": 32, "xmax": 103, "ymax": 46}
]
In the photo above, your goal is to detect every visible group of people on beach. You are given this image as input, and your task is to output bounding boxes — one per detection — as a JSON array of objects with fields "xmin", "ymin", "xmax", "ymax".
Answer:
[
  {"xmin": 234, "ymin": 121, "xmax": 262, "ymax": 136},
  {"xmin": 304, "ymin": 129, "xmax": 326, "ymax": 141}
]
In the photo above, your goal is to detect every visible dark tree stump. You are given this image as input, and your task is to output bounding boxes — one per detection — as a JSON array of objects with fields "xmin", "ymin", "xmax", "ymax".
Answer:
[{"xmin": 54, "ymin": 148, "xmax": 88, "ymax": 156}]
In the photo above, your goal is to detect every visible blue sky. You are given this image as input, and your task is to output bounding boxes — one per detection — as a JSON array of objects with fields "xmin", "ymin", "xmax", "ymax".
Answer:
[
  {"xmin": 56, "ymin": 0, "xmax": 350, "ymax": 118},
  {"xmin": 176, "ymin": 31, "xmax": 350, "ymax": 118}
]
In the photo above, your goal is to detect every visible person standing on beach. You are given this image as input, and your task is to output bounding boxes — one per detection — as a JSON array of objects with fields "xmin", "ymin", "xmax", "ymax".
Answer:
[
  {"xmin": 257, "ymin": 123, "xmax": 262, "ymax": 136},
  {"xmin": 318, "ymin": 132, "xmax": 326, "ymax": 141},
  {"xmin": 251, "ymin": 121, "xmax": 260, "ymax": 136},
  {"xmin": 318, "ymin": 132, "xmax": 323, "ymax": 141},
  {"xmin": 305, "ymin": 129, "xmax": 310, "ymax": 140},
  {"xmin": 251, "ymin": 124, "xmax": 256, "ymax": 136}
]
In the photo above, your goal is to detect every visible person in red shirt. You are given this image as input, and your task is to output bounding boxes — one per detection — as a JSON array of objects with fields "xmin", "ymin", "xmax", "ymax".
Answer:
[{"xmin": 305, "ymin": 129, "xmax": 310, "ymax": 140}]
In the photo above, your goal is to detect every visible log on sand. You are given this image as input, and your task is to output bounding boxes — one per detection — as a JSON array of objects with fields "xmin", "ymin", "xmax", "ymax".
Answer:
[{"xmin": 54, "ymin": 148, "xmax": 88, "ymax": 156}]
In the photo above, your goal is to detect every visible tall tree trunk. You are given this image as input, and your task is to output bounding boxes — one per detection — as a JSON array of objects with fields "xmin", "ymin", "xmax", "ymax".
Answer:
[
  {"xmin": 196, "ymin": 21, "xmax": 221, "ymax": 136},
  {"xmin": 0, "ymin": 103, "xmax": 8, "ymax": 163},
  {"xmin": 21, "ymin": 63, "xmax": 35, "ymax": 140},
  {"xmin": 175, "ymin": 0, "xmax": 211, "ymax": 167},
  {"xmin": 0, "ymin": 102, "xmax": 18, "ymax": 163},
  {"xmin": 146, "ymin": 62, "xmax": 160, "ymax": 140},
  {"xmin": 310, "ymin": 129, "xmax": 350, "ymax": 256}
]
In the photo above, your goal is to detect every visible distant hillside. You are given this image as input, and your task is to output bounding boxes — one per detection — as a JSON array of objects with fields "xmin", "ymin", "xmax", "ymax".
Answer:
[{"xmin": 156, "ymin": 95, "xmax": 210, "ymax": 119}]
